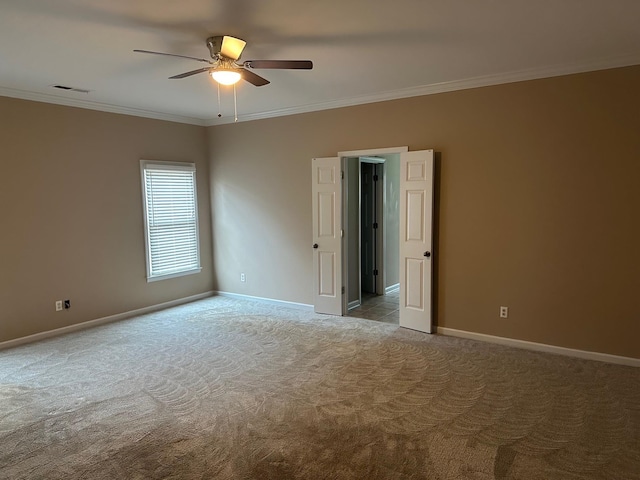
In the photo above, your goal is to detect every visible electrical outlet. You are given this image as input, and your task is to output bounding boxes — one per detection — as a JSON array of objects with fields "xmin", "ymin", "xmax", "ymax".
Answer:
[
  {"xmin": 64, "ymin": 300, "xmax": 71, "ymax": 309},
  {"xmin": 55, "ymin": 300, "xmax": 63, "ymax": 312},
  {"xmin": 500, "ymin": 306, "xmax": 509, "ymax": 318},
  {"xmin": 240, "ymin": 273, "xmax": 246, "ymax": 282}
]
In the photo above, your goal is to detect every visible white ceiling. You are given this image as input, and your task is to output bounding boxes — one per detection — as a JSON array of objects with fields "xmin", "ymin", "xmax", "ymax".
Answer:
[{"xmin": 1, "ymin": 0, "xmax": 639, "ymax": 126}]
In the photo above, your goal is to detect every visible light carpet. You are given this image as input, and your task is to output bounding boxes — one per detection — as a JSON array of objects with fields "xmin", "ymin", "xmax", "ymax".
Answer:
[{"xmin": 1, "ymin": 296, "xmax": 639, "ymax": 479}]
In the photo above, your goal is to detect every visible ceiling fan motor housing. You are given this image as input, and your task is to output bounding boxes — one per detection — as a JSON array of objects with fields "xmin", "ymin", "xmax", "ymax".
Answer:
[
  {"xmin": 207, "ymin": 35, "xmax": 247, "ymax": 61},
  {"xmin": 206, "ymin": 36, "xmax": 224, "ymax": 59}
]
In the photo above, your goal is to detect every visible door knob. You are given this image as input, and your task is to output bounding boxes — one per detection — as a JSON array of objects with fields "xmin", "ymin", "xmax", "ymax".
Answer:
[
  {"xmin": 424, "ymin": 251, "xmax": 431, "ymax": 257},
  {"xmin": 313, "ymin": 243, "xmax": 319, "ymax": 249}
]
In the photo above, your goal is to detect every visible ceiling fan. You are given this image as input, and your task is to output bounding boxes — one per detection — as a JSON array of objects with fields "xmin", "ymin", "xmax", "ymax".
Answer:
[{"xmin": 134, "ymin": 35, "xmax": 313, "ymax": 87}]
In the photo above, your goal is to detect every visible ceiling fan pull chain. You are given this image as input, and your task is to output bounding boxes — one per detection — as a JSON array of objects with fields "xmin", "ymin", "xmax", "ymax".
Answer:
[
  {"xmin": 233, "ymin": 84, "xmax": 238, "ymax": 122},
  {"xmin": 217, "ymin": 83, "xmax": 222, "ymax": 118}
]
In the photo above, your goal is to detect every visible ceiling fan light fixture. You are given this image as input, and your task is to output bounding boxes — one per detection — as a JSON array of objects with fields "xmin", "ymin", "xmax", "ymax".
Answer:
[
  {"xmin": 220, "ymin": 36, "xmax": 247, "ymax": 61},
  {"xmin": 211, "ymin": 69, "xmax": 242, "ymax": 85}
]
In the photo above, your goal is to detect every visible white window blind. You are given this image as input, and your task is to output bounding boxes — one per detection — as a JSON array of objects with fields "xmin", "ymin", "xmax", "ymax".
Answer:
[{"xmin": 141, "ymin": 161, "xmax": 201, "ymax": 281}]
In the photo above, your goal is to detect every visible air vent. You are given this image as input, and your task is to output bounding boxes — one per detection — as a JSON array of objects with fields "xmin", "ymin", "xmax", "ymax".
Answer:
[{"xmin": 51, "ymin": 85, "xmax": 91, "ymax": 94}]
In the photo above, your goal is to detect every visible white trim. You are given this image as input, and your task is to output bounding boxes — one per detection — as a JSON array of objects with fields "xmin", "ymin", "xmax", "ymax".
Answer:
[
  {"xmin": 339, "ymin": 146, "xmax": 409, "ymax": 158},
  {"xmin": 0, "ymin": 291, "xmax": 215, "ymax": 352},
  {"xmin": 214, "ymin": 291, "xmax": 314, "ymax": 311},
  {"xmin": 146, "ymin": 267, "xmax": 203, "ymax": 282},
  {"xmin": 437, "ymin": 327, "xmax": 640, "ymax": 368},
  {"xmin": 0, "ymin": 86, "xmax": 207, "ymax": 126},
  {"xmin": 348, "ymin": 300, "xmax": 361, "ymax": 310},
  {"xmin": 207, "ymin": 53, "xmax": 640, "ymax": 125},
  {"xmin": 359, "ymin": 156, "xmax": 386, "ymax": 164},
  {"xmin": 3, "ymin": 54, "xmax": 640, "ymax": 127},
  {"xmin": 385, "ymin": 283, "xmax": 400, "ymax": 294}
]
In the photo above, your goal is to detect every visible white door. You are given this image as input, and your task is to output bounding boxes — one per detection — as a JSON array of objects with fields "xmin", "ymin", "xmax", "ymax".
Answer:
[
  {"xmin": 399, "ymin": 150, "xmax": 434, "ymax": 333},
  {"xmin": 312, "ymin": 157, "xmax": 343, "ymax": 315}
]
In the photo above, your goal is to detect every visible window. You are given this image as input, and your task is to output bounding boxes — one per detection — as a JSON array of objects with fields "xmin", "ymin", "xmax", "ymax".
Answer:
[{"xmin": 140, "ymin": 160, "xmax": 201, "ymax": 281}]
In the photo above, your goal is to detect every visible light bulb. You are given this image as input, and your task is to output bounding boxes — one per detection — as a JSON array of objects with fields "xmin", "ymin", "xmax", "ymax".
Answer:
[{"xmin": 211, "ymin": 69, "xmax": 241, "ymax": 85}]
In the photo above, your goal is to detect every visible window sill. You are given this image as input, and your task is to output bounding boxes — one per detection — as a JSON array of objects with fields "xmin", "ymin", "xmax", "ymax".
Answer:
[{"xmin": 147, "ymin": 267, "xmax": 202, "ymax": 283}]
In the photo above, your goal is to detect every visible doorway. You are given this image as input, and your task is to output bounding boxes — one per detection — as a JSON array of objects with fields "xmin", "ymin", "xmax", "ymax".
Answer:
[
  {"xmin": 312, "ymin": 147, "xmax": 434, "ymax": 333},
  {"xmin": 343, "ymin": 154, "xmax": 401, "ymax": 323}
]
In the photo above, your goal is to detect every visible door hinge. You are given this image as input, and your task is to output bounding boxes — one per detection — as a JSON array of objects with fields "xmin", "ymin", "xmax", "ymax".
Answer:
[
  {"xmin": 373, "ymin": 222, "xmax": 378, "ymax": 229},
  {"xmin": 341, "ymin": 229, "xmax": 344, "ymax": 237},
  {"xmin": 373, "ymin": 269, "xmax": 378, "ymax": 276},
  {"xmin": 341, "ymin": 286, "xmax": 345, "ymax": 294},
  {"xmin": 341, "ymin": 171, "xmax": 344, "ymax": 179},
  {"xmin": 373, "ymin": 174, "xmax": 379, "ymax": 182}
]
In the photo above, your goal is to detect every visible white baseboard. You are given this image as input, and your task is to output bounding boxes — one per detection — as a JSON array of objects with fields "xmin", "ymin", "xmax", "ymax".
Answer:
[
  {"xmin": 214, "ymin": 291, "xmax": 314, "ymax": 312},
  {"xmin": 437, "ymin": 327, "xmax": 640, "ymax": 367},
  {"xmin": 385, "ymin": 284, "xmax": 400, "ymax": 294},
  {"xmin": 8, "ymin": 293, "xmax": 635, "ymax": 367},
  {"xmin": 0, "ymin": 291, "xmax": 215, "ymax": 351},
  {"xmin": 348, "ymin": 300, "xmax": 361, "ymax": 310}
]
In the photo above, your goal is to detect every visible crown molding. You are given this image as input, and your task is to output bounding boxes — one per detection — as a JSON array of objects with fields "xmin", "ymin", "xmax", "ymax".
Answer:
[
  {"xmin": 2, "ymin": 52, "xmax": 639, "ymax": 127},
  {"xmin": 0, "ymin": 86, "xmax": 208, "ymax": 126},
  {"xmin": 206, "ymin": 52, "xmax": 640, "ymax": 126}
]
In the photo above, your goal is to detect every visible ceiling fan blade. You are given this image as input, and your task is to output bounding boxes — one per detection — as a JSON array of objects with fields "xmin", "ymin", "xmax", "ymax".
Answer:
[
  {"xmin": 133, "ymin": 49, "xmax": 212, "ymax": 64},
  {"xmin": 220, "ymin": 36, "xmax": 247, "ymax": 61},
  {"xmin": 169, "ymin": 67, "xmax": 211, "ymax": 79},
  {"xmin": 241, "ymin": 69, "xmax": 270, "ymax": 87},
  {"xmin": 244, "ymin": 60, "xmax": 313, "ymax": 70}
]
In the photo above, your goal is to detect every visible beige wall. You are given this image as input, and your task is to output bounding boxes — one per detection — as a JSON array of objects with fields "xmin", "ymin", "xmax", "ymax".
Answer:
[
  {"xmin": 208, "ymin": 66, "xmax": 640, "ymax": 359},
  {"xmin": 2, "ymin": 65, "xmax": 637, "ymax": 359},
  {"xmin": 0, "ymin": 98, "xmax": 213, "ymax": 342}
]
